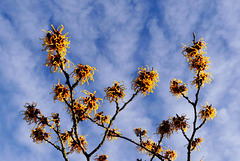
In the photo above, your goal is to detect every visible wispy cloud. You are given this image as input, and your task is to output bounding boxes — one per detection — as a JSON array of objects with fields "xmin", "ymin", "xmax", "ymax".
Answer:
[{"xmin": 0, "ymin": 0, "xmax": 240, "ymax": 161}]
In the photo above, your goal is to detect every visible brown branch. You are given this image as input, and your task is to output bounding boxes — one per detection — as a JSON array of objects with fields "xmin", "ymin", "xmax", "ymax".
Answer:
[
  {"xmin": 196, "ymin": 119, "xmax": 206, "ymax": 131},
  {"xmin": 59, "ymin": 61, "xmax": 89, "ymax": 158}
]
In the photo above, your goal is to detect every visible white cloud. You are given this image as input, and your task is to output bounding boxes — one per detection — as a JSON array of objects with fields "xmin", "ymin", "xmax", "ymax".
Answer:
[{"xmin": 1, "ymin": 0, "xmax": 240, "ymax": 160}]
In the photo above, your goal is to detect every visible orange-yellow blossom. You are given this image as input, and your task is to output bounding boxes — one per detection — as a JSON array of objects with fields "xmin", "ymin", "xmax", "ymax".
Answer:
[
  {"xmin": 134, "ymin": 127, "xmax": 147, "ymax": 137},
  {"xmin": 42, "ymin": 25, "xmax": 70, "ymax": 56},
  {"xmin": 94, "ymin": 154, "xmax": 108, "ymax": 161},
  {"xmin": 163, "ymin": 149, "xmax": 177, "ymax": 161},
  {"xmin": 191, "ymin": 137, "xmax": 204, "ymax": 151},
  {"xmin": 170, "ymin": 79, "xmax": 188, "ymax": 98},
  {"xmin": 104, "ymin": 81, "xmax": 126, "ymax": 103},
  {"xmin": 73, "ymin": 63, "xmax": 97, "ymax": 85},
  {"xmin": 199, "ymin": 103, "xmax": 217, "ymax": 121},
  {"xmin": 156, "ymin": 120, "xmax": 173, "ymax": 138},
  {"xmin": 21, "ymin": 102, "xmax": 40, "ymax": 125},
  {"xmin": 30, "ymin": 126, "xmax": 51, "ymax": 144},
  {"xmin": 81, "ymin": 90, "xmax": 102, "ymax": 116},
  {"xmin": 52, "ymin": 80, "xmax": 70, "ymax": 102},
  {"xmin": 69, "ymin": 135, "xmax": 88, "ymax": 153},
  {"xmin": 191, "ymin": 71, "xmax": 213, "ymax": 88},
  {"xmin": 132, "ymin": 65, "xmax": 159, "ymax": 96},
  {"xmin": 137, "ymin": 139, "xmax": 163, "ymax": 156}
]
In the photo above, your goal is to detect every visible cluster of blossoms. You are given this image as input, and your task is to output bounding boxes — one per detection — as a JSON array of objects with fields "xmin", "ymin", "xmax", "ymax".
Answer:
[
  {"xmin": 104, "ymin": 81, "xmax": 126, "ymax": 103},
  {"xmin": 67, "ymin": 91, "xmax": 103, "ymax": 122},
  {"xmin": 132, "ymin": 66, "xmax": 159, "ymax": 96},
  {"xmin": 156, "ymin": 115, "xmax": 189, "ymax": 138},
  {"xmin": 134, "ymin": 127, "xmax": 147, "ymax": 137},
  {"xmin": 69, "ymin": 135, "xmax": 88, "ymax": 154},
  {"xmin": 136, "ymin": 138, "xmax": 177, "ymax": 161},
  {"xmin": 199, "ymin": 103, "xmax": 217, "ymax": 121},
  {"xmin": 170, "ymin": 79, "xmax": 188, "ymax": 98},
  {"xmin": 182, "ymin": 38, "xmax": 212, "ymax": 88},
  {"xmin": 93, "ymin": 111, "xmax": 110, "ymax": 125},
  {"xmin": 94, "ymin": 154, "xmax": 108, "ymax": 161},
  {"xmin": 106, "ymin": 128, "xmax": 121, "ymax": 141},
  {"xmin": 52, "ymin": 80, "xmax": 70, "ymax": 102},
  {"xmin": 21, "ymin": 102, "xmax": 40, "ymax": 124},
  {"xmin": 163, "ymin": 149, "xmax": 177, "ymax": 161},
  {"xmin": 81, "ymin": 90, "xmax": 102, "ymax": 116},
  {"xmin": 42, "ymin": 25, "xmax": 71, "ymax": 73},
  {"xmin": 60, "ymin": 130, "xmax": 72, "ymax": 146},
  {"xmin": 72, "ymin": 63, "xmax": 97, "ymax": 85},
  {"xmin": 137, "ymin": 139, "xmax": 163, "ymax": 156},
  {"xmin": 21, "ymin": 103, "xmax": 62, "ymax": 144},
  {"xmin": 30, "ymin": 126, "xmax": 51, "ymax": 144},
  {"xmin": 191, "ymin": 137, "xmax": 204, "ymax": 151}
]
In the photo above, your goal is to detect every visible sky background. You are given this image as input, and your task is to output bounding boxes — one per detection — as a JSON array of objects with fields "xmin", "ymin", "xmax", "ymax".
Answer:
[{"xmin": 0, "ymin": 0, "xmax": 240, "ymax": 161}]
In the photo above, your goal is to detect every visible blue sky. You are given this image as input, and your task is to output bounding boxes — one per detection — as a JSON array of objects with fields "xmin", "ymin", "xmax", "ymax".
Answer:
[{"xmin": 0, "ymin": 0, "xmax": 240, "ymax": 161}]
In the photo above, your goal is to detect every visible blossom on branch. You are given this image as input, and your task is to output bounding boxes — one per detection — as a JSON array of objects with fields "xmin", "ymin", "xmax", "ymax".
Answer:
[
  {"xmin": 73, "ymin": 63, "xmax": 97, "ymax": 85},
  {"xmin": 171, "ymin": 114, "xmax": 189, "ymax": 132},
  {"xmin": 191, "ymin": 71, "xmax": 213, "ymax": 88},
  {"xmin": 42, "ymin": 25, "xmax": 70, "ymax": 56},
  {"xmin": 104, "ymin": 81, "xmax": 126, "ymax": 103},
  {"xmin": 94, "ymin": 154, "xmax": 108, "ymax": 161},
  {"xmin": 93, "ymin": 111, "xmax": 110, "ymax": 125},
  {"xmin": 134, "ymin": 127, "xmax": 147, "ymax": 137},
  {"xmin": 156, "ymin": 120, "xmax": 173, "ymax": 138},
  {"xmin": 199, "ymin": 103, "xmax": 217, "ymax": 121},
  {"xmin": 191, "ymin": 137, "xmax": 203, "ymax": 151},
  {"xmin": 21, "ymin": 102, "xmax": 41, "ymax": 125},
  {"xmin": 170, "ymin": 79, "xmax": 188, "ymax": 98},
  {"xmin": 69, "ymin": 135, "xmax": 88, "ymax": 153},
  {"xmin": 45, "ymin": 53, "xmax": 70, "ymax": 73},
  {"xmin": 132, "ymin": 65, "xmax": 159, "ymax": 96},
  {"xmin": 163, "ymin": 149, "xmax": 177, "ymax": 161},
  {"xmin": 52, "ymin": 80, "xmax": 70, "ymax": 102},
  {"xmin": 137, "ymin": 139, "xmax": 163, "ymax": 156},
  {"xmin": 30, "ymin": 126, "xmax": 51, "ymax": 144},
  {"xmin": 106, "ymin": 128, "xmax": 121, "ymax": 141},
  {"xmin": 81, "ymin": 90, "xmax": 102, "ymax": 116}
]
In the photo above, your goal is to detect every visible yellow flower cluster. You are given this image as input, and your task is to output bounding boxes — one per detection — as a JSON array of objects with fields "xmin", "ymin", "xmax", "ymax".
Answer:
[
  {"xmin": 45, "ymin": 53, "xmax": 68, "ymax": 73},
  {"xmin": 107, "ymin": 128, "xmax": 121, "ymax": 141},
  {"xmin": 156, "ymin": 120, "xmax": 172, "ymax": 138},
  {"xmin": 42, "ymin": 25, "xmax": 70, "ymax": 56},
  {"xmin": 69, "ymin": 135, "xmax": 88, "ymax": 154},
  {"xmin": 42, "ymin": 25, "xmax": 71, "ymax": 73},
  {"xmin": 94, "ymin": 154, "xmax": 108, "ymax": 161},
  {"xmin": 37, "ymin": 115, "xmax": 48, "ymax": 128},
  {"xmin": 191, "ymin": 71, "xmax": 213, "ymax": 88},
  {"xmin": 182, "ymin": 38, "xmax": 212, "ymax": 88},
  {"xmin": 156, "ymin": 115, "xmax": 189, "ymax": 138},
  {"xmin": 132, "ymin": 66, "xmax": 159, "ymax": 96},
  {"xmin": 52, "ymin": 80, "xmax": 70, "ymax": 102},
  {"xmin": 72, "ymin": 63, "xmax": 97, "ymax": 85},
  {"xmin": 191, "ymin": 137, "xmax": 203, "ymax": 151},
  {"xmin": 21, "ymin": 102, "xmax": 40, "ymax": 125},
  {"xmin": 30, "ymin": 126, "xmax": 51, "ymax": 144},
  {"xmin": 171, "ymin": 115, "xmax": 189, "ymax": 132},
  {"xmin": 50, "ymin": 113, "xmax": 60, "ymax": 129},
  {"xmin": 199, "ymin": 103, "xmax": 217, "ymax": 121},
  {"xmin": 163, "ymin": 149, "xmax": 177, "ymax": 161},
  {"xmin": 134, "ymin": 127, "xmax": 147, "ymax": 137},
  {"xmin": 60, "ymin": 130, "xmax": 72, "ymax": 146},
  {"xmin": 137, "ymin": 139, "xmax": 163, "ymax": 156},
  {"xmin": 72, "ymin": 100, "xmax": 88, "ymax": 121},
  {"xmin": 170, "ymin": 79, "xmax": 188, "ymax": 98},
  {"xmin": 81, "ymin": 90, "xmax": 102, "ymax": 115},
  {"xmin": 93, "ymin": 111, "xmax": 110, "ymax": 125},
  {"xmin": 104, "ymin": 81, "xmax": 126, "ymax": 103}
]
